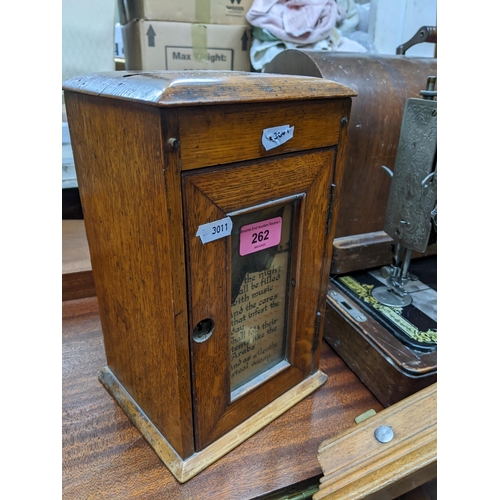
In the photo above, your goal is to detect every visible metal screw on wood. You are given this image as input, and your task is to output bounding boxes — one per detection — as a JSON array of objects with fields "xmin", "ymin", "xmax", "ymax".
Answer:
[{"xmin": 374, "ymin": 425, "xmax": 394, "ymax": 443}]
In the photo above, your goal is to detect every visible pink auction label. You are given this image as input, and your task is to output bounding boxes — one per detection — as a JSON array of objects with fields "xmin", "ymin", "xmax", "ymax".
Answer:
[{"xmin": 239, "ymin": 217, "xmax": 282, "ymax": 256}]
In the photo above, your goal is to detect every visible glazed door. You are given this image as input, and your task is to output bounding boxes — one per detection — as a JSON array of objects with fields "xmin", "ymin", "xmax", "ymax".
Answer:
[{"xmin": 183, "ymin": 149, "xmax": 336, "ymax": 450}]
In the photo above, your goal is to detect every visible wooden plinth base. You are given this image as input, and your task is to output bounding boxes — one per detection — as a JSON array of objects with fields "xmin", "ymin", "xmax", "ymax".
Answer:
[{"xmin": 99, "ymin": 366, "xmax": 327, "ymax": 483}]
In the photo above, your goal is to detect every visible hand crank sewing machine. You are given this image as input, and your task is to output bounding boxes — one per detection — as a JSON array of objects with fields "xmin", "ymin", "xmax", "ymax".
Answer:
[
  {"xmin": 323, "ymin": 75, "xmax": 437, "ymax": 407},
  {"xmin": 266, "ymin": 28, "xmax": 438, "ymax": 406},
  {"xmin": 372, "ymin": 76, "xmax": 437, "ymax": 310}
]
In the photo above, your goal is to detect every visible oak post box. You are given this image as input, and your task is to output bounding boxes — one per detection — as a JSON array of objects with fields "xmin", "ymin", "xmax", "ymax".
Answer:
[{"xmin": 63, "ymin": 71, "xmax": 355, "ymax": 482}]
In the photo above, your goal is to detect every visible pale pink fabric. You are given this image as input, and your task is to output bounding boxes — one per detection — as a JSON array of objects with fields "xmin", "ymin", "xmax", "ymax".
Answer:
[{"xmin": 246, "ymin": 0, "xmax": 346, "ymax": 45}]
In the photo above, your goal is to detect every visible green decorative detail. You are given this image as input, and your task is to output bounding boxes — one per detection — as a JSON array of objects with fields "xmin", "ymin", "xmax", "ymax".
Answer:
[{"xmin": 338, "ymin": 276, "xmax": 437, "ymax": 345}]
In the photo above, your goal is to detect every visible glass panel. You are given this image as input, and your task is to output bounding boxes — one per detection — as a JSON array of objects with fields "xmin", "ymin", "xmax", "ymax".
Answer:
[{"xmin": 230, "ymin": 201, "xmax": 295, "ymax": 393}]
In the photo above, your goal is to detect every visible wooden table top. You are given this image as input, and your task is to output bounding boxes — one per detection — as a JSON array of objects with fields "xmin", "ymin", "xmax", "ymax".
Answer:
[
  {"xmin": 62, "ymin": 296, "xmax": 384, "ymax": 499},
  {"xmin": 62, "ymin": 220, "xmax": 95, "ymax": 301},
  {"xmin": 62, "ymin": 220, "xmax": 91, "ymax": 274}
]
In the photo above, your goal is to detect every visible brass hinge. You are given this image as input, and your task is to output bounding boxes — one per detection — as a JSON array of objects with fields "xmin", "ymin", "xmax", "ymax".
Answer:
[{"xmin": 325, "ymin": 183, "xmax": 336, "ymax": 235}]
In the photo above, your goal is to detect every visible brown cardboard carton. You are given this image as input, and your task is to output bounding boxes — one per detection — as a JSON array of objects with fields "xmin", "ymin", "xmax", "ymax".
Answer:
[
  {"xmin": 120, "ymin": 0, "xmax": 252, "ymax": 25},
  {"xmin": 123, "ymin": 19, "xmax": 251, "ymax": 71}
]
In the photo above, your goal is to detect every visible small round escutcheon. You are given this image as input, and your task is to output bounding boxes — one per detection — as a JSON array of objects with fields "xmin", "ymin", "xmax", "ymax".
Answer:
[{"xmin": 193, "ymin": 318, "xmax": 215, "ymax": 343}]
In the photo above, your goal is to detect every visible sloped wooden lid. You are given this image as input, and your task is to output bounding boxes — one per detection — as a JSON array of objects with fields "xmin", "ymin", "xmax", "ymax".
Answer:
[{"xmin": 62, "ymin": 70, "xmax": 356, "ymax": 107}]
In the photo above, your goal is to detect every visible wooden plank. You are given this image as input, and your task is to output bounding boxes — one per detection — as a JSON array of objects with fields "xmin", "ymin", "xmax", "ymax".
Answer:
[
  {"xmin": 399, "ymin": 478, "xmax": 437, "ymax": 499},
  {"xmin": 62, "ymin": 296, "xmax": 384, "ymax": 498},
  {"xmin": 62, "ymin": 71, "xmax": 356, "ymax": 108},
  {"xmin": 314, "ymin": 383, "xmax": 437, "ymax": 500},
  {"xmin": 65, "ymin": 92, "xmax": 195, "ymax": 458},
  {"xmin": 332, "ymin": 231, "xmax": 437, "ymax": 274},
  {"xmin": 62, "ymin": 220, "xmax": 94, "ymax": 301},
  {"xmin": 99, "ymin": 366, "xmax": 327, "ymax": 483},
  {"xmin": 178, "ymin": 99, "xmax": 345, "ymax": 170}
]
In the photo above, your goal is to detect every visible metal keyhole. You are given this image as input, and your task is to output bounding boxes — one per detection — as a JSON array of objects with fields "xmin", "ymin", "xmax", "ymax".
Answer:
[{"xmin": 193, "ymin": 318, "xmax": 215, "ymax": 343}]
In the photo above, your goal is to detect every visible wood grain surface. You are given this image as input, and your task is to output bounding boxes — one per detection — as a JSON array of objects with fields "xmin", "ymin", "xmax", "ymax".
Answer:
[
  {"xmin": 65, "ymin": 92, "xmax": 195, "ymax": 459},
  {"xmin": 182, "ymin": 149, "xmax": 337, "ymax": 449},
  {"xmin": 264, "ymin": 51, "xmax": 437, "ymax": 240},
  {"xmin": 314, "ymin": 383, "xmax": 437, "ymax": 500},
  {"xmin": 62, "ymin": 296, "xmax": 384, "ymax": 499},
  {"xmin": 64, "ymin": 70, "xmax": 355, "ymax": 467},
  {"xmin": 177, "ymin": 99, "xmax": 345, "ymax": 170},
  {"xmin": 323, "ymin": 280, "xmax": 436, "ymax": 408},
  {"xmin": 62, "ymin": 71, "xmax": 356, "ymax": 108},
  {"xmin": 62, "ymin": 221, "xmax": 90, "ymax": 273},
  {"xmin": 331, "ymin": 231, "xmax": 437, "ymax": 275},
  {"xmin": 62, "ymin": 220, "xmax": 94, "ymax": 301}
]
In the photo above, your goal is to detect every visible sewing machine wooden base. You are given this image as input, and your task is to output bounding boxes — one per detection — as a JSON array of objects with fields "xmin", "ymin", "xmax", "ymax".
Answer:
[{"xmin": 324, "ymin": 256, "xmax": 437, "ymax": 407}]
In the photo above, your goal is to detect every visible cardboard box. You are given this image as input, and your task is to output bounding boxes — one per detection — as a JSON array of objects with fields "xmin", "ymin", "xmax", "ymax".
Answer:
[
  {"xmin": 119, "ymin": 0, "xmax": 253, "ymax": 25},
  {"xmin": 123, "ymin": 19, "xmax": 252, "ymax": 71}
]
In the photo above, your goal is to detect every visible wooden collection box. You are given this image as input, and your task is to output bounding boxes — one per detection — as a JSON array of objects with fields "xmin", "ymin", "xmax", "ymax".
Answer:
[{"xmin": 62, "ymin": 71, "xmax": 355, "ymax": 482}]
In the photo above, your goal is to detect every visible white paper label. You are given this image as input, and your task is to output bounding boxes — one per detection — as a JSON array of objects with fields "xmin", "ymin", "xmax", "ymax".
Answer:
[
  {"xmin": 196, "ymin": 217, "xmax": 233, "ymax": 244},
  {"xmin": 262, "ymin": 125, "xmax": 294, "ymax": 151}
]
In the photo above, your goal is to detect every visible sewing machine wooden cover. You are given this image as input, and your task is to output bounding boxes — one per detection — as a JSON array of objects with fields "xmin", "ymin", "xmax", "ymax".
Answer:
[
  {"xmin": 265, "ymin": 51, "xmax": 437, "ymax": 274},
  {"xmin": 62, "ymin": 71, "xmax": 355, "ymax": 482}
]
